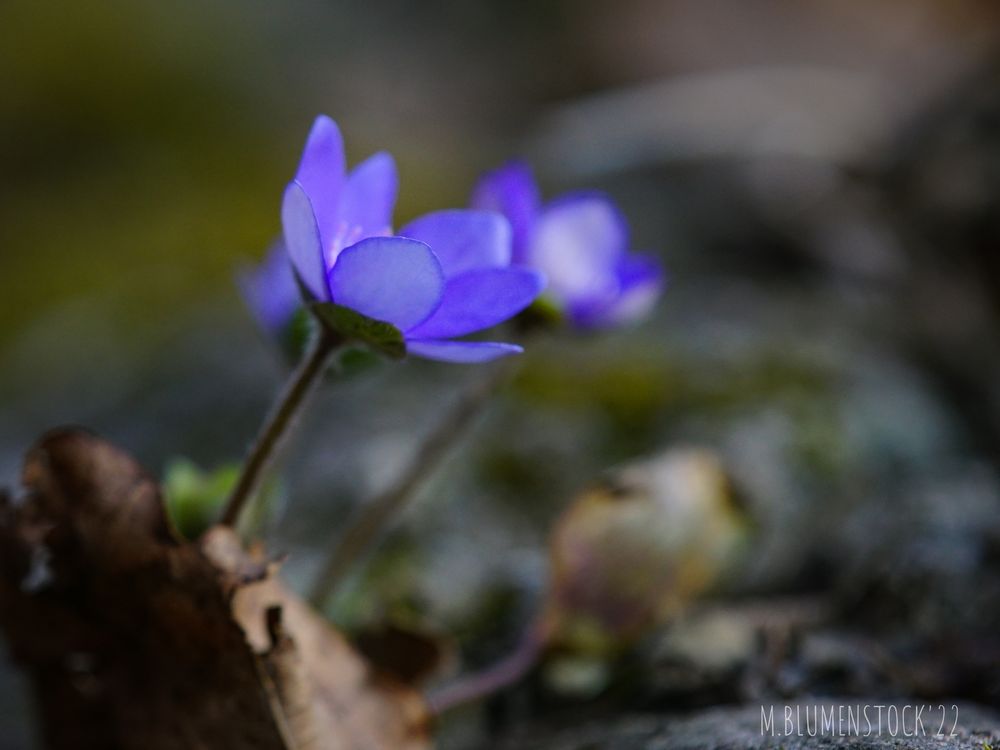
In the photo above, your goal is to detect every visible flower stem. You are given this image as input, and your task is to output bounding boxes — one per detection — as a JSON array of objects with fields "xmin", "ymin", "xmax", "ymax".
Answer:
[
  {"xmin": 219, "ymin": 325, "xmax": 342, "ymax": 528},
  {"xmin": 308, "ymin": 359, "xmax": 518, "ymax": 607},
  {"xmin": 425, "ymin": 618, "xmax": 549, "ymax": 716}
]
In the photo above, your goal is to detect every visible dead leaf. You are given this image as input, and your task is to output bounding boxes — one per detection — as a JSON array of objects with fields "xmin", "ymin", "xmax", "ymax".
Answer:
[
  {"xmin": 203, "ymin": 526, "xmax": 430, "ymax": 750},
  {"xmin": 352, "ymin": 622, "xmax": 454, "ymax": 688},
  {"xmin": 0, "ymin": 428, "xmax": 430, "ymax": 750}
]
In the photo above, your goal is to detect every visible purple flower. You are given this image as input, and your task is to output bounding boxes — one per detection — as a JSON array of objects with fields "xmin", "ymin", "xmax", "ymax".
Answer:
[
  {"xmin": 472, "ymin": 161, "xmax": 664, "ymax": 329},
  {"xmin": 280, "ymin": 116, "xmax": 544, "ymax": 363},
  {"xmin": 238, "ymin": 240, "xmax": 300, "ymax": 338}
]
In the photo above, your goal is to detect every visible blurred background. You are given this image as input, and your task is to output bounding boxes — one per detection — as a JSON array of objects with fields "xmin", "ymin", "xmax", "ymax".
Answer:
[{"xmin": 3, "ymin": 0, "xmax": 1000, "ymax": 747}]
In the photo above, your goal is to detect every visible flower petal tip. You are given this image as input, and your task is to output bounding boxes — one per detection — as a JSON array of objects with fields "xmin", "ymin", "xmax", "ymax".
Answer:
[{"xmin": 405, "ymin": 340, "xmax": 523, "ymax": 364}]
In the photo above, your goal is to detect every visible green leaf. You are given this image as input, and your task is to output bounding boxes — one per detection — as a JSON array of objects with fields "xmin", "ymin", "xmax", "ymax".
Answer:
[
  {"xmin": 310, "ymin": 302, "xmax": 406, "ymax": 360},
  {"xmin": 163, "ymin": 459, "xmax": 239, "ymax": 540},
  {"xmin": 163, "ymin": 459, "xmax": 281, "ymax": 540}
]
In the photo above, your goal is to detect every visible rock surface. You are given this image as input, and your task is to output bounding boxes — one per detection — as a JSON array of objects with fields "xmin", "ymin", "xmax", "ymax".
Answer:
[{"xmin": 492, "ymin": 701, "xmax": 1000, "ymax": 750}]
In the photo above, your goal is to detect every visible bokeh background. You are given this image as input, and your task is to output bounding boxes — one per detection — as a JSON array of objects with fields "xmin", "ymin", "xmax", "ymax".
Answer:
[{"xmin": 3, "ymin": 1, "xmax": 1000, "ymax": 747}]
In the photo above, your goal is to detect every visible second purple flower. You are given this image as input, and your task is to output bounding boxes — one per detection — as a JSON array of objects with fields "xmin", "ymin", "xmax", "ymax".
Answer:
[{"xmin": 472, "ymin": 161, "xmax": 664, "ymax": 329}]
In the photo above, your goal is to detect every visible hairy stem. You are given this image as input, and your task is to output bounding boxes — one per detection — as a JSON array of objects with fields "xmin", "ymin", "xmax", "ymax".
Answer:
[
  {"xmin": 425, "ymin": 619, "xmax": 548, "ymax": 716},
  {"xmin": 308, "ymin": 359, "xmax": 517, "ymax": 607},
  {"xmin": 220, "ymin": 326, "xmax": 341, "ymax": 528}
]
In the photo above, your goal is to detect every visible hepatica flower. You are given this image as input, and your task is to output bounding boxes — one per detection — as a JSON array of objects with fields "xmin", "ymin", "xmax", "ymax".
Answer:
[
  {"xmin": 238, "ymin": 240, "xmax": 301, "ymax": 340},
  {"xmin": 472, "ymin": 161, "xmax": 664, "ymax": 329},
  {"xmin": 278, "ymin": 116, "xmax": 544, "ymax": 363}
]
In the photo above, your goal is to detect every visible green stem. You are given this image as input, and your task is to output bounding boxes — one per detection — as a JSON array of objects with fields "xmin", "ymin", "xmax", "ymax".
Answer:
[
  {"xmin": 220, "ymin": 325, "xmax": 341, "ymax": 528},
  {"xmin": 308, "ymin": 358, "xmax": 517, "ymax": 607}
]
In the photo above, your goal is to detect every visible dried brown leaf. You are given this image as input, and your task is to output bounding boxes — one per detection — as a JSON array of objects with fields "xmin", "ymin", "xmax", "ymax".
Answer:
[
  {"xmin": 203, "ymin": 527, "xmax": 430, "ymax": 750},
  {"xmin": 0, "ymin": 429, "xmax": 430, "ymax": 750}
]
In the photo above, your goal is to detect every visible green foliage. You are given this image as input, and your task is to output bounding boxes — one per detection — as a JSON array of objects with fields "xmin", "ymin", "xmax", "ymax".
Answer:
[
  {"xmin": 310, "ymin": 302, "xmax": 406, "ymax": 360},
  {"xmin": 336, "ymin": 346, "xmax": 385, "ymax": 377},
  {"xmin": 274, "ymin": 308, "xmax": 384, "ymax": 380},
  {"xmin": 163, "ymin": 458, "xmax": 281, "ymax": 540},
  {"xmin": 163, "ymin": 459, "xmax": 238, "ymax": 539}
]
